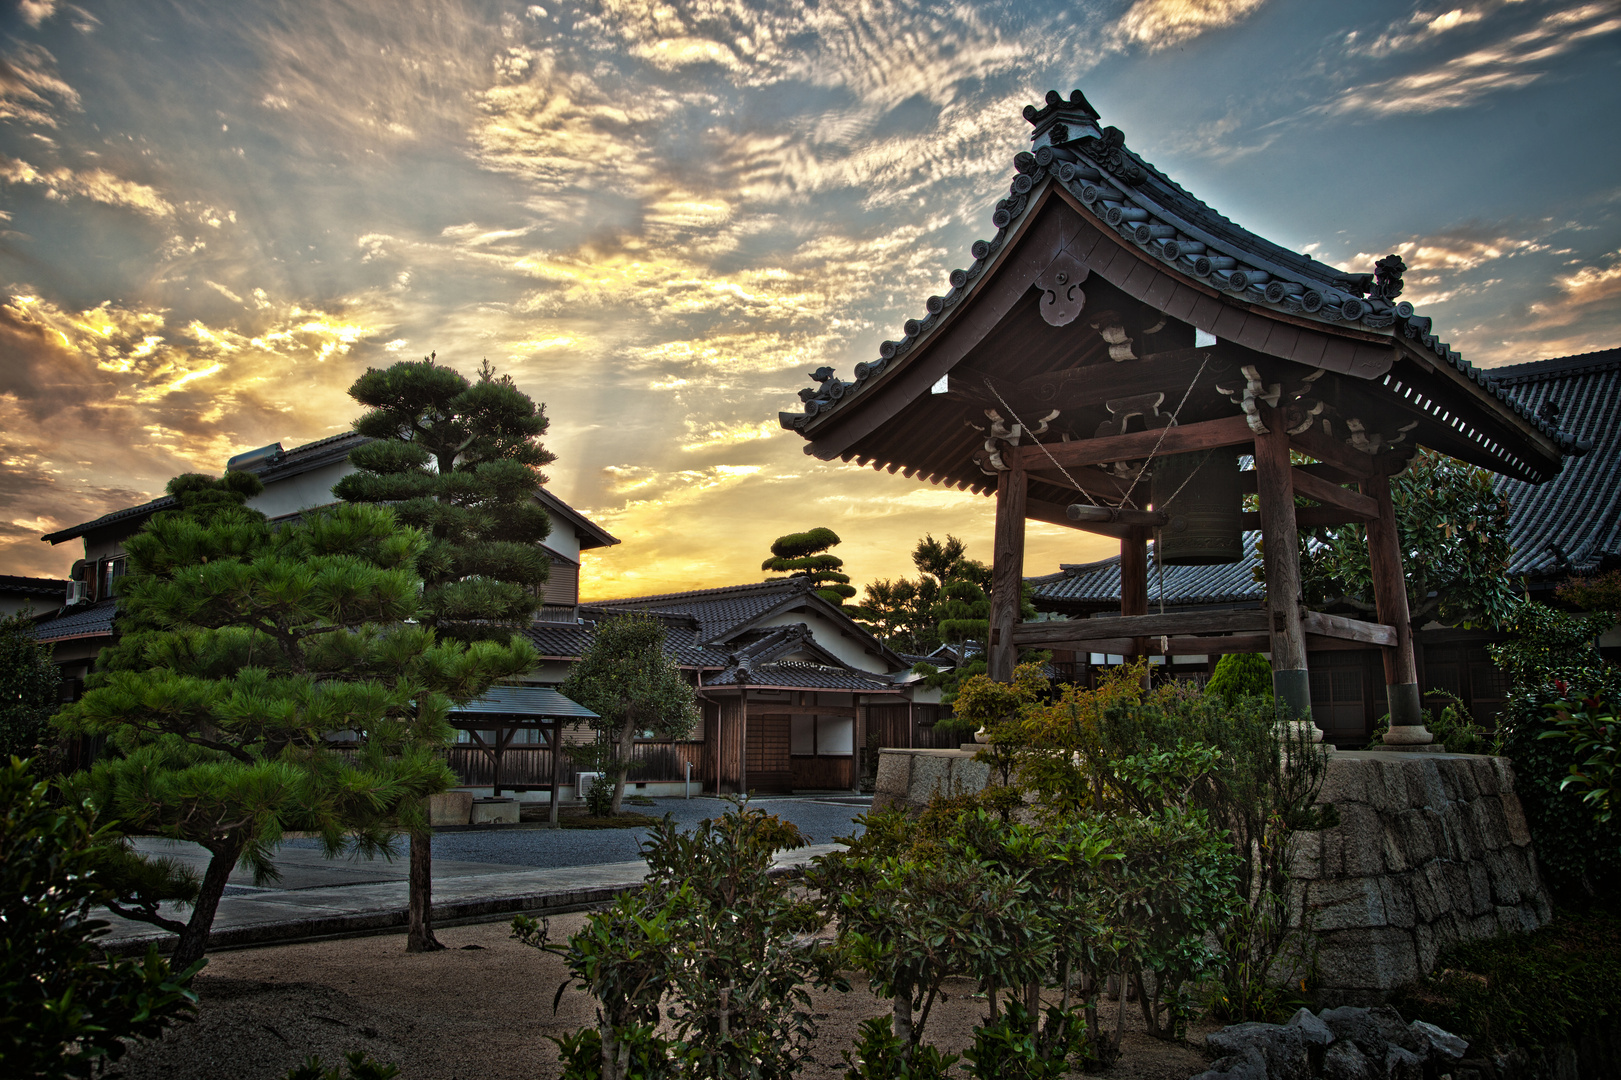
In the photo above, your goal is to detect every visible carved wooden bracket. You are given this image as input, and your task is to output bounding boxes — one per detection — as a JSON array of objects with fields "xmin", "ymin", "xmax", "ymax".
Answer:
[
  {"xmin": 1095, "ymin": 392, "xmax": 1174, "ymax": 438},
  {"xmin": 973, "ymin": 407, "xmax": 1059, "ymax": 472},
  {"xmin": 1215, "ymin": 364, "xmax": 1281, "ymax": 434},
  {"xmin": 1036, "ymin": 253, "xmax": 1089, "ymax": 327}
]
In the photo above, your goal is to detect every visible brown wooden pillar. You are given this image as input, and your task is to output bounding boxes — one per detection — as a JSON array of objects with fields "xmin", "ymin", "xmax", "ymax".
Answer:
[
  {"xmin": 1120, "ymin": 527, "xmax": 1149, "ymax": 669},
  {"xmin": 547, "ymin": 718, "xmax": 563, "ymax": 827},
  {"xmin": 1361, "ymin": 469, "xmax": 1431, "ymax": 743},
  {"xmin": 853, "ymin": 697, "xmax": 867, "ymax": 792},
  {"xmin": 988, "ymin": 463, "xmax": 1027, "ymax": 682},
  {"xmin": 1253, "ymin": 415, "xmax": 1312, "ymax": 722}
]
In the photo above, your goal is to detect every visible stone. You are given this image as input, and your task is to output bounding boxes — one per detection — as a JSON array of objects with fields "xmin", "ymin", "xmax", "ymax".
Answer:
[
  {"xmin": 1308, "ymin": 876, "xmax": 1388, "ymax": 931},
  {"xmin": 1319, "ymin": 757, "xmax": 1370, "ymax": 805},
  {"xmin": 873, "ymin": 753, "xmax": 911, "ymax": 797},
  {"xmin": 908, "ymin": 751, "xmax": 955, "ymax": 801},
  {"xmin": 1315, "ymin": 929, "xmax": 1419, "ymax": 992},
  {"xmin": 1378, "ymin": 875, "xmax": 1416, "ymax": 929},
  {"xmin": 1284, "ymin": 1007, "xmax": 1335, "ymax": 1047},
  {"xmin": 1384, "ymin": 1044, "xmax": 1425, "ymax": 1080},
  {"xmin": 428, "ymin": 790, "xmax": 473, "ymax": 826},
  {"xmin": 1319, "ymin": 1005, "xmax": 1420, "ymax": 1056},
  {"xmin": 1191, "ymin": 1045, "xmax": 1269, "ymax": 1080},
  {"xmin": 1206, "ymin": 1023, "xmax": 1310, "ymax": 1080},
  {"xmin": 1321, "ymin": 1040, "xmax": 1374, "ymax": 1080},
  {"xmin": 469, "ymin": 797, "xmax": 519, "ymax": 824},
  {"xmin": 1287, "ymin": 830, "xmax": 1323, "ymax": 880},
  {"xmin": 1409, "ymin": 1019, "xmax": 1468, "ymax": 1062},
  {"xmin": 1467, "ymin": 861, "xmax": 1494, "ymax": 914},
  {"xmin": 1336, "ymin": 803, "xmax": 1389, "ymax": 876},
  {"xmin": 1501, "ymin": 793, "xmax": 1532, "ymax": 845}
]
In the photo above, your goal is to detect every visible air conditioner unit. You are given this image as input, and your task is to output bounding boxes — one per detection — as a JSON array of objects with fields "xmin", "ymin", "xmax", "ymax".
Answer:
[
  {"xmin": 576, "ymin": 772, "xmax": 601, "ymax": 801},
  {"xmin": 65, "ymin": 581, "xmax": 87, "ymax": 605}
]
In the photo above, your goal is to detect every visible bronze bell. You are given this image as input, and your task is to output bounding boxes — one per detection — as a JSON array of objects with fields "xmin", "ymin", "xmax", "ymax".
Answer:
[{"xmin": 1151, "ymin": 449, "xmax": 1243, "ymax": 565}]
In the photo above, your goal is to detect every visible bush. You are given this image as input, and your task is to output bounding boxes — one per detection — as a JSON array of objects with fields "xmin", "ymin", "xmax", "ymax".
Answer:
[
  {"xmin": 0, "ymin": 611, "xmax": 60, "ymax": 765},
  {"xmin": 1392, "ymin": 903, "xmax": 1621, "ymax": 1054},
  {"xmin": 842, "ymin": 1016, "xmax": 959, "ymax": 1080},
  {"xmin": 960, "ymin": 999, "xmax": 1084, "ymax": 1080},
  {"xmin": 1490, "ymin": 603, "xmax": 1621, "ymax": 898},
  {"xmin": 283, "ymin": 1052, "xmax": 401, "ymax": 1080},
  {"xmin": 1204, "ymin": 652, "xmax": 1272, "ymax": 703},
  {"xmin": 0, "ymin": 757, "xmax": 200, "ymax": 1078}
]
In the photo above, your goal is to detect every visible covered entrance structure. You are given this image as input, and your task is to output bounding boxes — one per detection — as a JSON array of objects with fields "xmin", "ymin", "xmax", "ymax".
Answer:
[
  {"xmin": 447, "ymin": 685, "xmax": 598, "ymax": 825},
  {"xmin": 782, "ymin": 90, "xmax": 1579, "ymax": 740}
]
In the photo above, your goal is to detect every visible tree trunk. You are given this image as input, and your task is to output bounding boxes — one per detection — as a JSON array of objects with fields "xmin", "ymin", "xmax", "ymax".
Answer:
[
  {"xmin": 610, "ymin": 717, "xmax": 636, "ymax": 816},
  {"xmin": 171, "ymin": 840, "xmax": 240, "ymax": 970},
  {"xmin": 892, "ymin": 990, "xmax": 913, "ymax": 1046},
  {"xmin": 406, "ymin": 826, "xmax": 443, "ymax": 952}
]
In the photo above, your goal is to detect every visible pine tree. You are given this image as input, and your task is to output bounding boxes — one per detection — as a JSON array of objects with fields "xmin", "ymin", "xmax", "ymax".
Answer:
[
  {"xmin": 53, "ymin": 473, "xmax": 531, "ymax": 968},
  {"xmin": 562, "ymin": 613, "xmax": 698, "ymax": 816},
  {"xmin": 762, "ymin": 527, "xmax": 856, "ymax": 604},
  {"xmin": 334, "ymin": 354, "xmax": 551, "ymax": 950},
  {"xmin": 0, "ymin": 610, "xmax": 60, "ymax": 763}
]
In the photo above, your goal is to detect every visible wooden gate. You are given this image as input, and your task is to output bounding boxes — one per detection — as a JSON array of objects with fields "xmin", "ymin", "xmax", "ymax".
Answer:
[{"xmin": 744, "ymin": 712, "xmax": 792, "ymax": 793}]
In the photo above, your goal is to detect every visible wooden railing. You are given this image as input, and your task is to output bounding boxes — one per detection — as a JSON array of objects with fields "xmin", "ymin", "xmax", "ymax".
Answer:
[{"xmin": 441, "ymin": 740, "xmax": 708, "ymax": 789}]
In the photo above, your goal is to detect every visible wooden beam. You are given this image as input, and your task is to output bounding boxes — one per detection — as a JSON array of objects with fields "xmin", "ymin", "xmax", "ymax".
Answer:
[
  {"xmin": 743, "ymin": 704, "xmax": 857, "ymax": 718},
  {"xmin": 1299, "ymin": 610, "xmax": 1397, "ymax": 647},
  {"xmin": 1239, "ymin": 462, "xmax": 1368, "ymax": 496},
  {"xmin": 966, "ymin": 347, "xmax": 1219, "ymax": 414},
  {"xmin": 1067, "ymin": 505, "xmax": 1172, "ymax": 527},
  {"xmin": 1010, "ymin": 608, "xmax": 1271, "ymax": 646},
  {"xmin": 1027, "ymin": 498, "xmax": 1131, "ymax": 538},
  {"xmin": 1287, "ymin": 425, "xmax": 1377, "ymax": 480},
  {"xmin": 989, "ymin": 465, "xmax": 1028, "ymax": 682},
  {"xmin": 1018, "ymin": 414, "xmax": 1255, "ymax": 471},
  {"xmin": 1362, "ymin": 470, "xmax": 1427, "ymax": 736},
  {"xmin": 1239, "ymin": 508, "xmax": 1369, "ymax": 530},
  {"xmin": 1028, "ymin": 465, "xmax": 1137, "ymax": 500},
  {"xmin": 1027, "ymin": 632, "xmax": 1274, "ymax": 656},
  {"xmin": 1290, "ymin": 467, "xmax": 1379, "ymax": 520},
  {"xmin": 1120, "ymin": 528, "xmax": 1149, "ymax": 663}
]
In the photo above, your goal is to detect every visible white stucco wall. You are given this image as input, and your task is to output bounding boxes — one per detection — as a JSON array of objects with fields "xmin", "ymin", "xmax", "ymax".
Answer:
[
  {"xmin": 249, "ymin": 461, "xmax": 352, "ymax": 521},
  {"xmin": 755, "ymin": 609, "xmax": 892, "ymax": 672}
]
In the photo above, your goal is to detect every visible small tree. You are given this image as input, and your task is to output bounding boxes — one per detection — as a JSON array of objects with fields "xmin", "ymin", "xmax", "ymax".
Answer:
[
  {"xmin": 52, "ymin": 473, "xmax": 512, "ymax": 968},
  {"xmin": 0, "ymin": 611, "xmax": 60, "ymax": 764},
  {"xmin": 762, "ymin": 527, "xmax": 856, "ymax": 604},
  {"xmin": 0, "ymin": 758, "xmax": 201, "ymax": 1079},
  {"xmin": 336, "ymin": 354, "xmax": 551, "ymax": 951},
  {"xmin": 563, "ymin": 613, "xmax": 698, "ymax": 815},
  {"xmin": 1204, "ymin": 652, "xmax": 1272, "ymax": 704},
  {"xmin": 1298, "ymin": 450, "xmax": 1517, "ymax": 631}
]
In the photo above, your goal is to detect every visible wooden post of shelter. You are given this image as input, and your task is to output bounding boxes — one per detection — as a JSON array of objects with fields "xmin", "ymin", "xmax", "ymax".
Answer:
[
  {"xmin": 1253, "ymin": 409, "xmax": 1312, "ymax": 723},
  {"xmin": 1120, "ymin": 528, "xmax": 1149, "ymax": 668},
  {"xmin": 1361, "ymin": 469, "xmax": 1431, "ymax": 743},
  {"xmin": 988, "ymin": 463, "xmax": 1028, "ymax": 682}
]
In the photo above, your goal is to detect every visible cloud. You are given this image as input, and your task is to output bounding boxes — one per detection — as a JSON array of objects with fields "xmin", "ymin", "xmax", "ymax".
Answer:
[
  {"xmin": 18, "ymin": 1, "xmax": 58, "ymax": 29},
  {"xmin": 0, "ymin": 44, "xmax": 79, "ymax": 127},
  {"xmin": 1322, "ymin": 2, "xmax": 1621, "ymax": 116},
  {"xmin": 1110, "ymin": 0, "xmax": 1271, "ymax": 51},
  {"xmin": 0, "ymin": 156, "xmax": 174, "ymax": 216}
]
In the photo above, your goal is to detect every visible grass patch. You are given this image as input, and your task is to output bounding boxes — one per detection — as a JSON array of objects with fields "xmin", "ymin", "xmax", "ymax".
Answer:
[{"xmin": 1391, "ymin": 903, "xmax": 1621, "ymax": 1053}]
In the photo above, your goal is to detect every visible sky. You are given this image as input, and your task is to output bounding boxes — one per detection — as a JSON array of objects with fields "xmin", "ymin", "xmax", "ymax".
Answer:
[{"xmin": 1, "ymin": 0, "xmax": 1617, "ymax": 599}]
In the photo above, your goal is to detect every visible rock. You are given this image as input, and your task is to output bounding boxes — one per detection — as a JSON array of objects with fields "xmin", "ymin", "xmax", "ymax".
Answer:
[
  {"xmin": 1191, "ymin": 1045, "xmax": 1269, "ymax": 1080},
  {"xmin": 1322, "ymin": 1040, "xmax": 1374, "ymax": 1080},
  {"xmin": 1409, "ymin": 1019, "xmax": 1468, "ymax": 1062},
  {"xmin": 1384, "ymin": 1044, "xmax": 1425, "ymax": 1080},
  {"xmin": 1205, "ymin": 1023, "xmax": 1310, "ymax": 1080},
  {"xmin": 1285, "ymin": 1007, "xmax": 1335, "ymax": 1047},
  {"xmin": 1318, "ymin": 1005, "xmax": 1422, "ymax": 1056}
]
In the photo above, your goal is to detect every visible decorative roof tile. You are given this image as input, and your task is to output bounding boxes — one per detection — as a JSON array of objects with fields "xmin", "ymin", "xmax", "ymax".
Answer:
[
  {"xmin": 1028, "ymin": 534, "xmax": 1263, "ymax": 614},
  {"xmin": 32, "ymin": 599, "xmax": 117, "ymax": 642}
]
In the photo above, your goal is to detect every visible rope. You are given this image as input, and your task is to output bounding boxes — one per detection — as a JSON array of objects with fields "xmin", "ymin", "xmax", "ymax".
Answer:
[
  {"xmin": 982, "ymin": 378, "xmax": 1106, "ymax": 506},
  {"xmin": 1118, "ymin": 353, "xmax": 1211, "ymax": 507}
]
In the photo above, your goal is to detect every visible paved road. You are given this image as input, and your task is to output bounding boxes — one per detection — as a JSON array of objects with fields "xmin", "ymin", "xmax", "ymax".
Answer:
[
  {"xmin": 108, "ymin": 795, "xmax": 870, "ymax": 952},
  {"xmin": 131, "ymin": 794, "xmax": 870, "ymax": 894}
]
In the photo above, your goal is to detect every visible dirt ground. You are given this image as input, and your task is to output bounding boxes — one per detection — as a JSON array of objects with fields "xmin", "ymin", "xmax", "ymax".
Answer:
[{"xmin": 114, "ymin": 919, "xmax": 1219, "ymax": 1080}]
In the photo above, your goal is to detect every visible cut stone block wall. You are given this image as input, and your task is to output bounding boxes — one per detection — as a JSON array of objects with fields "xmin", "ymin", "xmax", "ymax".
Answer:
[
  {"xmin": 869, "ymin": 746, "xmax": 1553, "ymax": 1002},
  {"xmin": 1295, "ymin": 750, "xmax": 1552, "ymax": 1002}
]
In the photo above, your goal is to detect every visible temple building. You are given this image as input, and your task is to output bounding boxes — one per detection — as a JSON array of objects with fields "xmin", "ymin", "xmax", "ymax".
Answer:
[{"xmin": 781, "ymin": 89, "xmax": 1586, "ymax": 746}]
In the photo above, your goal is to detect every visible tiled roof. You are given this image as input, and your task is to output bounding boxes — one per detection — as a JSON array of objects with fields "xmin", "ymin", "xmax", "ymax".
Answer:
[
  {"xmin": 1029, "ymin": 534, "xmax": 1263, "ymax": 613},
  {"xmin": 447, "ymin": 685, "xmax": 599, "ymax": 720},
  {"xmin": 581, "ymin": 579, "xmax": 816, "ymax": 645},
  {"xmin": 32, "ymin": 599, "xmax": 117, "ymax": 642},
  {"xmin": 0, "ymin": 575, "xmax": 68, "ymax": 598},
  {"xmin": 1489, "ymin": 350, "xmax": 1621, "ymax": 576},
  {"xmin": 521, "ymin": 620, "xmax": 731, "ymax": 668},
  {"xmin": 41, "ymin": 432, "xmax": 369, "ymax": 544},
  {"xmin": 705, "ymin": 660, "xmax": 900, "ymax": 691},
  {"xmin": 781, "ymin": 89, "xmax": 1579, "ymax": 481},
  {"xmin": 536, "ymin": 487, "xmax": 619, "ymax": 551}
]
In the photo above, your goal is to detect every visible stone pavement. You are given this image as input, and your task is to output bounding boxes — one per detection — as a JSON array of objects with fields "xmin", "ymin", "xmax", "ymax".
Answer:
[{"xmin": 101, "ymin": 840, "xmax": 846, "ymax": 956}]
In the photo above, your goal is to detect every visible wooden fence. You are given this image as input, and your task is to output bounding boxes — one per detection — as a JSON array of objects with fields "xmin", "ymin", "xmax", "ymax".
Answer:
[{"xmin": 442, "ymin": 740, "xmax": 707, "ymax": 790}]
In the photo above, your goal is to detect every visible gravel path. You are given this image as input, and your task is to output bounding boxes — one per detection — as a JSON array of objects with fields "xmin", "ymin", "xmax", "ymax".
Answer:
[{"xmin": 278, "ymin": 795, "xmax": 870, "ymax": 870}]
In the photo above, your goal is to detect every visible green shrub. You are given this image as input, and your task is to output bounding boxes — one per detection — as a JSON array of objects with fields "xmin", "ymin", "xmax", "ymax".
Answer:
[
  {"xmin": 961, "ymin": 999, "xmax": 1086, "ymax": 1080},
  {"xmin": 0, "ymin": 757, "xmax": 200, "ymax": 1078},
  {"xmin": 1392, "ymin": 904, "xmax": 1621, "ymax": 1053},
  {"xmin": 842, "ymin": 1016, "xmax": 959, "ymax": 1080},
  {"xmin": 1204, "ymin": 652, "xmax": 1272, "ymax": 703},
  {"xmin": 1490, "ymin": 603, "xmax": 1621, "ymax": 898}
]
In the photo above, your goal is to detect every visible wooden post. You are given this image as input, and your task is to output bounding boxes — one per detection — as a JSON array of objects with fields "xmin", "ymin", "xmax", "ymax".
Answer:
[
  {"xmin": 1120, "ymin": 528, "xmax": 1149, "ymax": 672},
  {"xmin": 547, "ymin": 718, "xmax": 563, "ymax": 828},
  {"xmin": 853, "ymin": 698, "xmax": 867, "ymax": 793},
  {"xmin": 1253, "ymin": 414, "xmax": 1313, "ymax": 724},
  {"xmin": 988, "ymin": 464, "xmax": 1028, "ymax": 682},
  {"xmin": 1361, "ymin": 470, "xmax": 1432, "ymax": 744}
]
